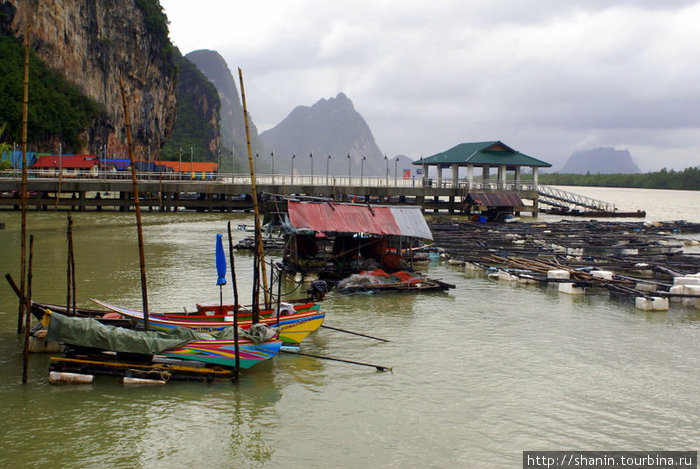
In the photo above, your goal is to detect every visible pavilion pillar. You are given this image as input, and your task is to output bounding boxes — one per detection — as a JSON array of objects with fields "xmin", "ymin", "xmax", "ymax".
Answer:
[
  {"xmin": 498, "ymin": 165, "xmax": 506, "ymax": 189},
  {"xmin": 422, "ymin": 163, "xmax": 429, "ymax": 186},
  {"xmin": 451, "ymin": 164, "xmax": 459, "ymax": 188},
  {"xmin": 515, "ymin": 166, "xmax": 521, "ymax": 188},
  {"xmin": 436, "ymin": 165, "xmax": 442, "ymax": 187},
  {"xmin": 467, "ymin": 165, "xmax": 474, "ymax": 189},
  {"xmin": 533, "ymin": 167, "xmax": 539, "ymax": 188},
  {"xmin": 482, "ymin": 166, "xmax": 490, "ymax": 188}
]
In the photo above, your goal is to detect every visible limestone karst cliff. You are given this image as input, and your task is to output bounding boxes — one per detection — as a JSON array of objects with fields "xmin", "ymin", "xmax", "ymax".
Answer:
[
  {"xmin": 2, "ymin": 0, "xmax": 178, "ymax": 159},
  {"xmin": 185, "ymin": 49, "xmax": 267, "ymax": 170}
]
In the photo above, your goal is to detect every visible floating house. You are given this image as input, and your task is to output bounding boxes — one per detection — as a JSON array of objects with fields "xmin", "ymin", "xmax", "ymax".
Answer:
[{"xmin": 282, "ymin": 200, "xmax": 434, "ymax": 280}]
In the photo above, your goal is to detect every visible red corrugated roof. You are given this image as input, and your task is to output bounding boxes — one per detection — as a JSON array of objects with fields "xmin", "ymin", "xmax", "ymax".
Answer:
[
  {"xmin": 287, "ymin": 201, "xmax": 432, "ymax": 239},
  {"xmin": 33, "ymin": 155, "xmax": 97, "ymax": 169}
]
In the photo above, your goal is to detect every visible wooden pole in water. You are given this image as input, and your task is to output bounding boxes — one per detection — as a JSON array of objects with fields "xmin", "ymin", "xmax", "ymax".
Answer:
[
  {"xmin": 119, "ymin": 77, "xmax": 149, "ymax": 329},
  {"xmin": 21, "ymin": 234, "xmax": 34, "ymax": 384},
  {"xmin": 17, "ymin": 23, "xmax": 30, "ymax": 334},
  {"xmin": 282, "ymin": 350, "xmax": 392, "ymax": 372},
  {"xmin": 226, "ymin": 221, "xmax": 240, "ymax": 375},
  {"xmin": 67, "ymin": 214, "xmax": 77, "ymax": 315},
  {"xmin": 66, "ymin": 215, "xmax": 72, "ymax": 314},
  {"xmin": 237, "ymin": 68, "xmax": 269, "ymax": 315}
]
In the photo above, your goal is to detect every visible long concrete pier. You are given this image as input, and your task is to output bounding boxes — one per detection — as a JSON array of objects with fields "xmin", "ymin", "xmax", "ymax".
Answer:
[{"xmin": 0, "ymin": 172, "xmax": 540, "ymax": 214}]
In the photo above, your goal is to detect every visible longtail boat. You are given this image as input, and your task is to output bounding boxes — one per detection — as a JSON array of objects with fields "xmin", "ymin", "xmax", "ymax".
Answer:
[
  {"xmin": 91, "ymin": 299, "xmax": 325, "ymax": 345},
  {"xmin": 42, "ymin": 309, "xmax": 281, "ymax": 370}
]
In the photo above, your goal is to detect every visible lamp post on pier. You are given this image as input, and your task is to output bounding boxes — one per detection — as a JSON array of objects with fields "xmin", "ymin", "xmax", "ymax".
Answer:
[
  {"xmin": 270, "ymin": 151, "xmax": 275, "ymax": 184},
  {"xmin": 326, "ymin": 153, "xmax": 331, "ymax": 185},
  {"xmin": 384, "ymin": 154, "xmax": 388, "ymax": 186},
  {"xmin": 394, "ymin": 156, "xmax": 399, "ymax": 187},
  {"xmin": 309, "ymin": 152, "xmax": 313, "ymax": 184},
  {"xmin": 291, "ymin": 154, "xmax": 295, "ymax": 184},
  {"xmin": 360, "ymin": 155, "xmax": 366, "ymax": 186},
  {"xmin": 347, "ymin": 154, "xmax": 351, "ymax": 182}
]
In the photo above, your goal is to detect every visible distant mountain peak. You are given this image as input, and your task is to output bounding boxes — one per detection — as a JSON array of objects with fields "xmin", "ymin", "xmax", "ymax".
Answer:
[
  {"xmin": 260, "ymin": 93, "xmax": 384, "ymax": 175},
  {"xmin": 562, "ymin": 147, "xmax": 641, "ymax": 174}
]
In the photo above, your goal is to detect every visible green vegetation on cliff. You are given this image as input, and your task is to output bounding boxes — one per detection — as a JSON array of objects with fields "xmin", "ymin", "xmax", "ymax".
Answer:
[
  {"xmin": 0, "ymin": 34, "xmax": 104, "ymax": 152},
  {"xmin": 540, "ymin": 167, "xmax": 699, "ymax": 190},
  {"xmin": 161, "ymin": 51, "xmax": 221, "ymax": 163},
  {"xmin": 134, "ymin": 0, "xmax": 174, "ymax": 65}
]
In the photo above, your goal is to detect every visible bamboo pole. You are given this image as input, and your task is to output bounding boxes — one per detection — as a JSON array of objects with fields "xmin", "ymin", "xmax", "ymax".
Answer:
[
  {"xmin": 66, "ymin": 214, "xmax": 72, "ymax": 314},
  {"xmin": 118, "ymin": 77, "xmax": 149, "ymax": 329},
  {"xmin": 66, "ymin": 214, "xmax": 77, "ymax": 315},
  {"xmin": 226, "ymin": 221, "xmax": 240, "ymax": 377},
  {"xmin": 22, "ymin": 234, "xmax": 33, "ymax": 383},
  {"xmin": 17, "ymin": 23, "xmax": 30, "ymax": 334},
  {"xmin": 237, "ymin": 68, "xmax": 269, "ymax": 315}
]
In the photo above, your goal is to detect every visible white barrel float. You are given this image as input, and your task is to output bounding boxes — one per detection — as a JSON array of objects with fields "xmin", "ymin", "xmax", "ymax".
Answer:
[
  {"xmin": 681, "ymin": 285, "xmax": 700, "ymax": 306},
  {"xmin": 558, "ymin": 282, "xmax": 585, "ymax": 295},
  {"xmin": 488, "ymin": 270, "xmax": 518, "ymax": 282},
  {"xmin": 123, "ymin": 376, "xmax": 167, "ymax": 385},
  {"xmin": 635, "ymin": 296, "xmax": 669, "ymax": 311},
  {"xmin": 591, "ymin": 270, "xmax": 614, "ymax": 280},
  {"xmin": 547, "ymin": 269, "xmax": 570, "ymax": 280},
  {"xmin": 674, "ymin": 275, "xmax": 700, "ymax": 286},
  {"xmin": 669, "ymin": 285, "xmax": 684, "ymax": 302},
  {"xmin": 49, "ymin": 371, "xmax": 94, "ymax": 384},
  {"xmin": 635, "ymin": 282, "xmax": 657, "ymax": 293}
]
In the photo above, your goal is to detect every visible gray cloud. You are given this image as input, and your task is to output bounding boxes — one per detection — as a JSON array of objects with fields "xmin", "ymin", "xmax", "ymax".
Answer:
[{"xmin": 161, "ymin": 0, "xmax": 700, "ymax": 171}]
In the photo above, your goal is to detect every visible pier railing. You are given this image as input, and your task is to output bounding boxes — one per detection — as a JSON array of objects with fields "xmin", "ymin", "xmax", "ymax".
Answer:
[
  {"xmin": 537, "ymin": 184, "xmax": 616, "ymax": 212},
  {"xmin": 0, "ymin": 170, "xmax": 537, "ymax": 191}
]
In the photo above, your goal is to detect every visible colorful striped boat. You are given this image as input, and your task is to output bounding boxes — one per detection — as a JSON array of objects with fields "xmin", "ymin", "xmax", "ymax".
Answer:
[
  {"xmin": 91, "ymin": 299, "xmax": 325, "ymax": 345},
  {"xmin": 163, "ymin": 338, "xmax": 282, "ymax": 369}
]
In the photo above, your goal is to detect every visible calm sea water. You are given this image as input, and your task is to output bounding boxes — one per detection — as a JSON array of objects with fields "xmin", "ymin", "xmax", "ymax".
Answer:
[{"xmin": 0, "ymin": 188, "xmax": 698, "ymax": 468}]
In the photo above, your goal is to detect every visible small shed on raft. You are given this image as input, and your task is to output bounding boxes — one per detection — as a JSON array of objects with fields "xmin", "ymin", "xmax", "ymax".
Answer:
[
  {"xmin": 283, "ymin": 200, "xmax": 434, "ymax": 279},
  {"xmin": 465, "ymin": 191, "xmax": 523, "ymax": 221}
]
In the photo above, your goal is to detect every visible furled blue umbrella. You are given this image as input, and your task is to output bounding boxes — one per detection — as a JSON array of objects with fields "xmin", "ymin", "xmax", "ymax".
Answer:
[
  {"xmin": 216, "ymin": 233, "xmax": 227, "ymax": 315},
  {"xmin": 216, "ymin": 234, "xmax": 227, "ymax": 286}
]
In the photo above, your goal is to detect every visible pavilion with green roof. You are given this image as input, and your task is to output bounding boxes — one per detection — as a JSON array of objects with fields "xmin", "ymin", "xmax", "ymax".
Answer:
[{"xmin": 413, "ymin": 141, "xmax": 551, "ymax": 189}]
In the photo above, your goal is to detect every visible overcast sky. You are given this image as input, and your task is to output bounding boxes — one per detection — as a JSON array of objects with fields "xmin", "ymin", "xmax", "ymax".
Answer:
[{"xmin": 160, "ymin": 0, "xmax": 700, "ymax": 171}]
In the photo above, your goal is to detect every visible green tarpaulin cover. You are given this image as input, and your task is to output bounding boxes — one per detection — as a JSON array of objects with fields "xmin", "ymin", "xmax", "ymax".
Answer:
[{"xmin": 46, "ymin": 311, "xmax": 210, "ymax": 354}]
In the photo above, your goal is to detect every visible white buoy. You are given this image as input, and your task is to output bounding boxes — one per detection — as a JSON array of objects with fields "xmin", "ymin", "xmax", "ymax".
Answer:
[
  {"xmin": 547, "ymin": 269, "xmax": 570, "ymax": 280},
  {"xmin": 558, "ymin": 282, "xmax": 585, "ymax": 295},
  {"xmin": 669, "ymin": 285, "xmax": 684, "ymax": 302},
  {"xmin": 591, "ymin": 270, "xmax": 614, "ymax": 281},
  {"xmin": 635, "ymin": 297, "xmax": 669, "ymax": 311},
  {"xmin": 674, "ymin": 276, "xmax": 700, "ymax": 286},
  {"xmin": 123, "ymin": 376, "xmax": 167, "ymax": 385},
  {"xmin": 635, "ymin": 282, "xmax": 657, "ymax": 293},
  {"xmin": 49, "ymin": 371, "xmax": 94, "ymax": 384}
]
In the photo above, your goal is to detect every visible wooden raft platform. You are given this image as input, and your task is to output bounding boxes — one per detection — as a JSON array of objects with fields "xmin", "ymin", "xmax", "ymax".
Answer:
[{"xmin": 49, "ymin": 355, "xmax": 237, "ymax": 383}]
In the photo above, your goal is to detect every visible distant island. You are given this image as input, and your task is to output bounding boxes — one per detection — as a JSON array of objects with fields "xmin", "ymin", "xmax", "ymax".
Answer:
[
  {"xmin": 539, "ymin": 166, "xmax": 699, "ymax": 191},
  {"xmin": 561, "ymin": 147, "xmax": 641, "ymax": 174}
]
